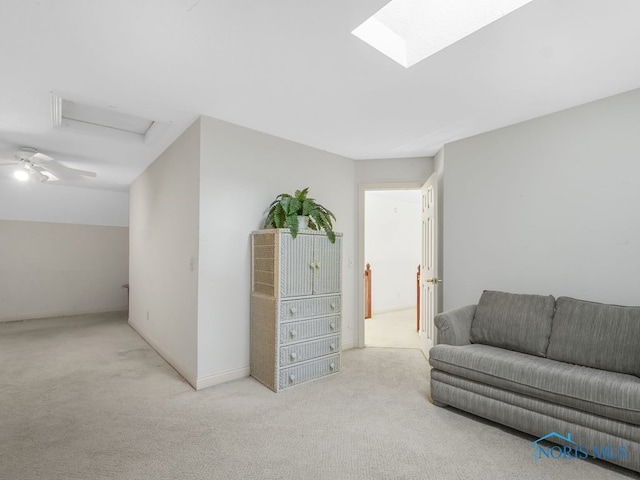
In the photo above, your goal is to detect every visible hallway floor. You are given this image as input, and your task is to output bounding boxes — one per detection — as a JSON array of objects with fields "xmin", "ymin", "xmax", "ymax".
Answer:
[{"xmin": 364, "ymin": 308, "xmax": 421, "ymax": 349}]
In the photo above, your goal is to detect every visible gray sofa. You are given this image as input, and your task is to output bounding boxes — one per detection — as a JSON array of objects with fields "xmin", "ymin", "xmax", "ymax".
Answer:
[{"xmin": 429, "ymin": 290, "xmax": 640, "ymax": 473}]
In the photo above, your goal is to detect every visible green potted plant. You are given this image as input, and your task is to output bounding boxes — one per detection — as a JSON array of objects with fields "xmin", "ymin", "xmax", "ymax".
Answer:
[{"xmin": 264, "ymin": 187, "xmax": 336, "ymax": 243}]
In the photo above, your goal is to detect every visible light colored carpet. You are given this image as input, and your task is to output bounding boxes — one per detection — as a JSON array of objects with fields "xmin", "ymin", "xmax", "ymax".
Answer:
[
  {"xmin": 0, "ymin": 312, "xmax": 637, "ymax": 480},
  {"xmin": 365, "ymin": 308, "xmax": 421, "ymax": 349}
]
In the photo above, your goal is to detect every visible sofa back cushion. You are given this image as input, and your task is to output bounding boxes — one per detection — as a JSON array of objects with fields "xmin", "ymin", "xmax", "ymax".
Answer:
[
  {"xmin": 470, "ymin": 290, "xmax": 555, "ymax": 357},
  {"xmin": 547, "ymin": 296, "xmax": 640, "ymax": 376}
]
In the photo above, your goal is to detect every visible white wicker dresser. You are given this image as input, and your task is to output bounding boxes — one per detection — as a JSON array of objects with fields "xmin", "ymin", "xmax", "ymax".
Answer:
[{"xmin": 250, "ymin": 229, "xmax": 342, "ymax": 392}]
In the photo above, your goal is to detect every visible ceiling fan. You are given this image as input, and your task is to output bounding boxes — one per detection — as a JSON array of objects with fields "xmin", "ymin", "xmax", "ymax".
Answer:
[{"xmin": 0, "ymin": 147, "xmax": 97, "ymax": 183}]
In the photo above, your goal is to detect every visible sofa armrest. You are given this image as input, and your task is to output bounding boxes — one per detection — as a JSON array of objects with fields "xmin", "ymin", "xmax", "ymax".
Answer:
[{"xmin": 434, "ymin": 305, "xmax": 476, "ymax": 345}]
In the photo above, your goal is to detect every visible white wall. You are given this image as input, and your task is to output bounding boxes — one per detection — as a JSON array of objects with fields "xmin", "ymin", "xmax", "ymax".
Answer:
[
  {"xmin": 356, "ymin": 157, "xmax": 433, "ymax": 184},
  {"xmin": 129, "ymin": 118, "xmax": 200, "ymax": 386},
  {"xmin": 443, "ymin": 88, "xmax": 640, "ymax": 310},
  {"xmin": 197, "ymin": 116, "xmax": 357, "ymax": 388},
  {"xmin": 0, "ymin": 179, "xmax": 129, "ymax": 226},
  {"xmin": 0, "ymin": 177, "xmax": 130, "ymax": 322},
  {"xmin": 0, "ymin": 220, "xmax": 128, "ymax": 321},
  {"xmin": 365, "ymin": 190, "xmax": 421, "ymax": 313}
]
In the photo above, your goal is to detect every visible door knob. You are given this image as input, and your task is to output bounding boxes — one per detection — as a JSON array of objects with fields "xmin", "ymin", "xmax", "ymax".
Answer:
[{"xmin": 426, "ymin": 278, "xmax": 442, "ymax": 284}]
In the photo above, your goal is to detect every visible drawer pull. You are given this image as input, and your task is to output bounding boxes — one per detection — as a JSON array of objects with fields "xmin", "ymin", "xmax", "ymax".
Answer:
[
  {"xmin": 290, "ymin": 307, "xmax": 297, "ymax": 314},
  {"xmin": 330, "ymin": 343, "xmax": 335, "ymax": 351},
  {"xmin": 329, "ymin": 323, "xmax": 336, "ymax": 330},
  {"xmin": 290, "ymin": 330, "xmax": 297, "ymax": 338},
  {"xmin": 309, "ymin": 262, "xmax": 316, "ymax": 269},
  {"xmin": 289, "ymin": 374, "xmax": 296, "ymax": 383},
  {"xmin": 330, "ymin": 302, "xmax": 336, "ymax": 310},
  {"xmin": 329, "ymin": 363, "xmax": 335, "ymax": 371},
  {"xmin": 290, "ymin": 352, "xmax": 297, "ymax": 361},
  {"xmin": 315, "ymin": 261, "xmax": 321, "ymax": 269}
]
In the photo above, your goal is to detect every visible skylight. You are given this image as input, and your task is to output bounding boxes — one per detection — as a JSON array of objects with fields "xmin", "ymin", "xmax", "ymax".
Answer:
[{"xmin": 352, "ymin": 0, "xmax": 535, "ymax": 68}]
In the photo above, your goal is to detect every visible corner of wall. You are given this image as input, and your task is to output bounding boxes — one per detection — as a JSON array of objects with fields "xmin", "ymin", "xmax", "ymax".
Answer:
[
  {"xmin": 129, "ymin": 117, "xmax": 202, "ymax": 384},
  {"xmin": 195, "ymin": 366, "xmax": 251, "ymax": 390}
]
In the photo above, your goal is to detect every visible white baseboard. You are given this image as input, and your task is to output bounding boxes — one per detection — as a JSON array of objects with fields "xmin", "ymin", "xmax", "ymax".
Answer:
[
  {"xmin": 196, "ymin": 366, "xmax": 251, "ymax": 390},
  {"xmin": 128, "ymin": 320, "xmax": 198, "ymax": 389},
  {"xmin": 0, "ymin": 306, "xmax": 129, "ymax": 323},
  {"xmin": 371, "ymin": 306, "xmax": 416, "ymax": 315},
  {"xmin": 342, "ymin": 341, "xmax": 359, "ymax": 350}
]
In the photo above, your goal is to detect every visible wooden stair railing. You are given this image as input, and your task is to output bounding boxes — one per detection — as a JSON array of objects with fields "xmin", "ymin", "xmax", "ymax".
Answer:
[{"xmin": 364, "ymin": 263, "xmax": 372, "ymax": 319}]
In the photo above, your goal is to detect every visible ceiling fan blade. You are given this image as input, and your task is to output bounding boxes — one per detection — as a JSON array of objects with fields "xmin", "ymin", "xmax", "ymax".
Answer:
[
  {"xmin": 42, "ymin": 160, "xmax": 96, "ymax": 178},
  {"xmin": 32, "ymin": 165, "xmax": 59, "ymax": 182},
  {"xmin": 0, "ymin": 162, "xmax": 18, "ymax": 166},
  {"xmin": 30, "ymin": 168, "xmax": 50, "ymax": 183},
  {"xmin": 32, "ymin": 152, "xmax": 54, "ymax": 162}
]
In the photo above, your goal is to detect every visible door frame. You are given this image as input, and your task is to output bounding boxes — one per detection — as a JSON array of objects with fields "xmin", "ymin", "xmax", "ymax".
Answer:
[{"xmin": 357, "ymin": 182, "xmax": 424, "ymax": 348}]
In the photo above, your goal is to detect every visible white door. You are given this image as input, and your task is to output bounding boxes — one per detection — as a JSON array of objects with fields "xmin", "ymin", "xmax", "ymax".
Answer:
[{"xmin": 420, "ymin": 173, "xmax": 439, "ymax": 357}]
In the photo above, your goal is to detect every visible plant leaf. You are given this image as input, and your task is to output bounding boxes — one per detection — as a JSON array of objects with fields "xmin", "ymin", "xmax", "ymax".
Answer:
[
  {"xmin": 286, "ymin": 214, "xmax": 299, "ymax": 238},
  {"xmin": 288, "ymin": 198, "xmax": 302, "ymax": 215},
  {"xmin": 264, "ymin": 188, "xmax": 336, "ymax": 242},
  {"xmin": 294, "ymin": 187, "xmax": 309, "ymax": 201},
  {"xmin": 302, "ymin": 199, "xmax": 312, "ymax": 216},
  {"xmin": 280, "ymin": 196, "xmax": 291, "ymax": 215},
  {"xmin": 274, "ymin": 203, "xmax": 286, "ymax": 227},
  {"xmin": 264, "ymin": 209, "xmax": 275, "ymax": 228}
]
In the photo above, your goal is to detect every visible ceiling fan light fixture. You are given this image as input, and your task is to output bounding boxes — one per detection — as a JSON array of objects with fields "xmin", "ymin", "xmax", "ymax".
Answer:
[
  {"xmin": 12, "ymin": 161, "xmax": 50, "ymax": 183},
  {"xmin": 14, "ymin": 169, "xmax": 30, "ymax": 181},
  {"xmin": 2, "ymin": 148, "xmax": 88, "ymax": 184}
]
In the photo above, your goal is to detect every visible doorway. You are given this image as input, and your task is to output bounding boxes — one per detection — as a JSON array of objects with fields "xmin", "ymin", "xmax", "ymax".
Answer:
[{"xmin": 363, "ymin": 188, "xmax": 422, "ymax": 349}]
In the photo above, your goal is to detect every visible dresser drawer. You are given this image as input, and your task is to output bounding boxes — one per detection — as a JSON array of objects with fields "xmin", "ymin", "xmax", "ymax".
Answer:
[
  {"xmin": 280, "ymin": 295, "xmax": 341, "ymax": 321},
  {"xmin": 279, "ymin": 315, "xmax": 340, "ymax": 345},
  {"xmin": 279, "ymin": 335, "xmax": 340, "ymax": 367},
  {"xmin": 279, "ymin": 354, "xmax": 341, "ymax": 390}
]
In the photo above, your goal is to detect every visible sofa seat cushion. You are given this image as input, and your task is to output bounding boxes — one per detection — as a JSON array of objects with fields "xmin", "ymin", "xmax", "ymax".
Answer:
[
  {"xmin": 429, "ymin": 343, "xmax": 640, "ymax": 425},
  {"xmin": 469, "ymin": 290, "xmax": 555, "ymax": 357},
  {"xmin": 547, "ymin": 296, "xmax": 640, "ymax": 376}
]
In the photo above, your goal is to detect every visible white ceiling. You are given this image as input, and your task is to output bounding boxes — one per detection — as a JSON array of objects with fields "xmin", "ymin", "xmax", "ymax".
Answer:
[{"xmin": 1, "ymin": 0, "xmax": 639, "ymax": 191}]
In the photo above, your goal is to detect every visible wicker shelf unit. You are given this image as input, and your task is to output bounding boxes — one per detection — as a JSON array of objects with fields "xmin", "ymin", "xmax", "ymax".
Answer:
[{"xmin": 250, "ymin": 229, "xmax": 342, "ymax": 392}]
